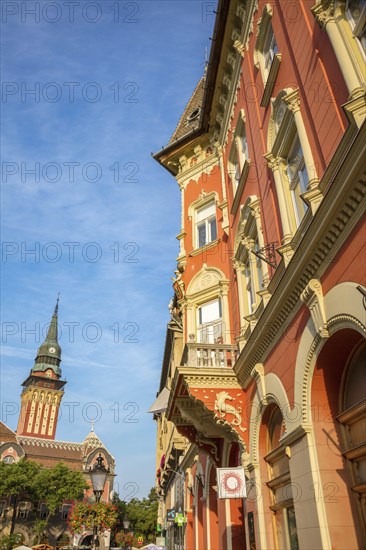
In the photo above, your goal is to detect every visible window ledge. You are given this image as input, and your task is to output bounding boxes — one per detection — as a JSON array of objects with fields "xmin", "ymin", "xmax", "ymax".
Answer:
[
  {"xmin": 260, "ymin": 53, "xmax": 282, "ymax": 108},
  {"xmin": 231, "ymin": 160, "xmax": 251, "ymax": 216},
  {"xmin": 189, "ymin": 239, "xmax": 220, "ymax": 257}
]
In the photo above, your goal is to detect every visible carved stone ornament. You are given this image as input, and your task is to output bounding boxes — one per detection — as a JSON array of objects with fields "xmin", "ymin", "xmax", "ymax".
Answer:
[
  {"xmin": 233, "ymin": 40, "xmax": 245, "ymax": 58},
  {"xmin": 196, "ymin": 431, "xmax": 219, "ymax": 462},
  {"xmin": 284, "ymin": 89, "xmax": 301, "ymax": 113},
  {"xmin": 214, "ymin": 391, "xmax": 246, "ymax": 432},
  {"xmin": 311, "ymin": 1, "xmax": 335, "ymax": 28},
  {"xmin": 300, "ymin": 279, "xmax": 329, "ymax": 338}
]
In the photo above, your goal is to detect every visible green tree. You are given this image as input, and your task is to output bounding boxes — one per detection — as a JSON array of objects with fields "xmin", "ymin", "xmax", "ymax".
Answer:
[
  {"xmin": 111, "ymin": 493, "xmax": 127, "ymax": 539},
  {"xmin": 0, "ymin": 460, "xmax": 88, "ymax": 543},
  {"xmin": 36, "ymin": 462, "xmax": 87, "ymax": 515},
  {"xmin": 125, "ymin": 488, "xmax": 159, "ymax": 543},
  {"xmin": 0, "ymin": 460, "xmax": 41, "ymax": 503}
]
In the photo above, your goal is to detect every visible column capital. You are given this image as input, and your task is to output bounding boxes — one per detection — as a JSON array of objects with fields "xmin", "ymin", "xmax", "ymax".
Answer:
[
  {"xmin": 311, "ymin": 0, "xmax": 335, "ymax": 28},
  {"xmin": 284, "ymin": 88, "xmax": 301, "ymax": 113},
  {"xmin": 264, "ymin": 152, "xmax": 281, "ymax": 172}
]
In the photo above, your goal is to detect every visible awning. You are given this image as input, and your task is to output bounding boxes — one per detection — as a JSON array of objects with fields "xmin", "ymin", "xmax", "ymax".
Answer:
[{"xmin": 148, "ymin": 387, "xmax": 170, "ymax": 414}]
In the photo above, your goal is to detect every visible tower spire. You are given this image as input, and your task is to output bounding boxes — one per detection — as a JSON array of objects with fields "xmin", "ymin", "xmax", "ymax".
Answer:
[
  {"xmin": 17, "ymin": 298, "xmax": 66, "ymax": 439},
  {"xmin": 45, "ymin": 294, "xmax": 60, "ymax": 343},
  {"xmin": 33, "ymin": 296, "xmax": 62, "ymax": 377}
]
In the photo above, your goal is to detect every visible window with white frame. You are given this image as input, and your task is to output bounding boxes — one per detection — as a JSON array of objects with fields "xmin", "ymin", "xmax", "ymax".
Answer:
[
  {"xmin": 195, "ymin": 202, "xmax": 217, "ymax": 248},
  {"xmin": 285, "ymin": 136, "xmax": 309, "ymax": 227},
  {"xmin": 196, "ymin": 299, "xmax": 222, "ymax": 343},
  {"xmin": 346, "ymin": 0, "xmax": 366, "ymax": 54}
]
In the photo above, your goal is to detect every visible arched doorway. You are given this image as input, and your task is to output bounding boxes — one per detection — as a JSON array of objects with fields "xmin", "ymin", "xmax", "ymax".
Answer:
[
  {"xmin": 311, "ymin": 329, "xmax": 365, "ymax": 548},
  {"xmin": 259, "ymin": 403, "xmax": 299, "ymax": 549}
]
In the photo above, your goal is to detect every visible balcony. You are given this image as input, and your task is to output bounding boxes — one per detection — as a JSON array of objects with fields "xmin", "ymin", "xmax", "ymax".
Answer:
[{"xmin": 181, "ymin": 339, "xmax": 238, "ymax": 368}]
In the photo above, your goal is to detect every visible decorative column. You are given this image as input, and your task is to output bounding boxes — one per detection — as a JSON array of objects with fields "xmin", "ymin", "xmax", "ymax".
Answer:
[
  {"xmin": 284, "ymin": 89, "xmax": 324, "ymax": 214},
  {"xmin": 312, "ymin": 0, "xmax": 364, "ymax": 100},
  {"xmin": 250, "ymin": 199, "xmax": 270, "ymax": 287},
  {"xmin": 264, "ymin": 153, "xmax": 294, "ymax": 264}
]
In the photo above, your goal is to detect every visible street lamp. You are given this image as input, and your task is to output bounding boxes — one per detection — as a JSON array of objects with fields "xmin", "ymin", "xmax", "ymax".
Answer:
[
  {"xmin": 89, "ymin": 454, "xmax": 109, "ymax": 550},
  {"xmin": 122, "ymin": 518, "xmax": 130, "ymax": 550}
]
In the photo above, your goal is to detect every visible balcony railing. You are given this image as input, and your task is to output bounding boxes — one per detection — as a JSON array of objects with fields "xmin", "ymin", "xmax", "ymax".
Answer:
[{"xmin": 182, "ymin": 341, "xmax": 238, "ymax": 368}]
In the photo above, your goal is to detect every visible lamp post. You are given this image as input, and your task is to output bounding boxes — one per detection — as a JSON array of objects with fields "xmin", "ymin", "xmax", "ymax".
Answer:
[
  {"xmin": 89, "ymin": 454, "xmax": 109, "ymax": 550},
  {"xmin": 122, "ymin": 518, "xmax": 130, "ymax": 550}
]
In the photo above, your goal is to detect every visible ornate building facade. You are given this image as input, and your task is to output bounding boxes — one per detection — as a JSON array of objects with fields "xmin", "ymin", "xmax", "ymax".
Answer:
[
  {"xmin": 0, "ymin": 302, "xmax": 115, "ymax": 548},
  {"xmin": 151, "ymin": 1, "xmax": 366, "ymax": 549}
]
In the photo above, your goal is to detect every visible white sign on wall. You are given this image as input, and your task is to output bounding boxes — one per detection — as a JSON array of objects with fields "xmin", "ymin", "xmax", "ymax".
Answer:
[{"xmin": 217, "ymin": 467, "xmax": 246, "ymax": 499}]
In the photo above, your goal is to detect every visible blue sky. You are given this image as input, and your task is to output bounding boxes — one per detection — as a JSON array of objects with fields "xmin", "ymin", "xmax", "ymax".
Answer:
[{"xmin": 0, "ymin": 1, "xmax": 216, "ymax": 499}]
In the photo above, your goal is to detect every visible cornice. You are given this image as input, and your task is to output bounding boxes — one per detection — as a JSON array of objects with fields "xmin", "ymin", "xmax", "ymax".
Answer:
[
  {"xmin": 177, "ymin": 152, "xmax": 219, "ymax": 187},
  {"xmin": 235, "ymin": 122, "xmax": 366, "ymax": 386},
  {"xmin": 178, "ymin": 366, "xmax": 241, "ymax": 389}
]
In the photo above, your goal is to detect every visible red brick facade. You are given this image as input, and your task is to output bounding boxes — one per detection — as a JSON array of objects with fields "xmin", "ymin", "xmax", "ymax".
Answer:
[{"xmin": 153, "ymin": 1, "xmax": 365, "ymax": 549}]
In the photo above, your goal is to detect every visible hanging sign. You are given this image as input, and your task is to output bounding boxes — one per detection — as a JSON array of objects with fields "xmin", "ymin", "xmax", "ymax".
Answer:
[
  {"xmin": 167, "ymin": 508, "xmax": 176, "ymax": 522},
  {"xmin": 175, "ymin": 513, "xmax": 187, "ymax": 526},
  {"xmin": 217, "ymin": 467, "xmax": 246, "ymax": 499}
]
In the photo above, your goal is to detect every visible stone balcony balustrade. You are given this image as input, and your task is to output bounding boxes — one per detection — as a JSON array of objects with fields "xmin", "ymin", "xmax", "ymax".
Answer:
[{"xmin": 181, "ymin": 336, "xmax": 238, "ymax": 368}]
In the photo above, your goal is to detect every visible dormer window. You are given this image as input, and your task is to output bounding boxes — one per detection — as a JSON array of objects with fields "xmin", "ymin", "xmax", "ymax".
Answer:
[{"xmin": 186, "ymin": 108, "xmax": 200, "ymax": 124}]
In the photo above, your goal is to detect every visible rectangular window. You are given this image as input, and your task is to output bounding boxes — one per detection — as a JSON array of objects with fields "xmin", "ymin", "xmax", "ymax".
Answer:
[
  {"xmin": 255, "ymin": 239, "xmax": 263, "ymax": 291},
  {"xmin": 39, "ymin": 503, "xmax": 48, "ymax": 519},
  {"xmin": 240, "ymin": 133, "xmax": 249, "ymax": 163},
  {"xmin": 61, "ymin": 504, "xmax": 71, "ymax": 520},
  {"xmin": 196, "ymin": 202, "xmax": 217, "ymax": 248},
  {"xmin": 245, "ymin": 260, "xmax": 255, "ymax": 314},
  {"xmin": 197, "ymin": 299, "xmax": 222, "ymax": 343},
  {"xmin": 264, "ymin": 25, "xmax": 278, "ymax": 78},
  {"xmin": 233, "ymin": 161, "xmax": 241, "ymax": 190},
  {"xmin": 286, "ymin": 138, "xmax": 309, "ymax": 227},
  {"xmin": 18, "ymin": 502, "xmax": 31, "ymax": 519}
]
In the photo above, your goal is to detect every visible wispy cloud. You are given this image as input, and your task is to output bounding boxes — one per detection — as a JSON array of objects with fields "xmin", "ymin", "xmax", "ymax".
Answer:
[{"xmin": 1, "ymin": 0, "xmax": 216, "ymax": 498}]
